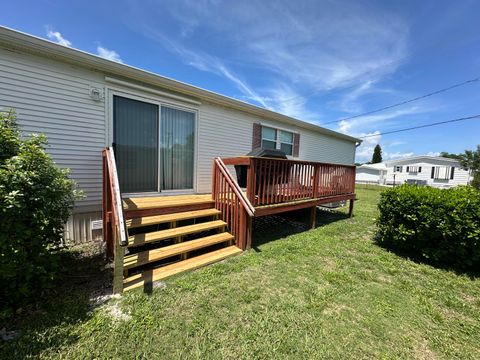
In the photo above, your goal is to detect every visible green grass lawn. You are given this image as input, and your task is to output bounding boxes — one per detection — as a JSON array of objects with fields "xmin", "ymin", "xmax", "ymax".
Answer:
[{"xmin": 2, "ymin": 185, "xmax": 480, "ymax": 359}]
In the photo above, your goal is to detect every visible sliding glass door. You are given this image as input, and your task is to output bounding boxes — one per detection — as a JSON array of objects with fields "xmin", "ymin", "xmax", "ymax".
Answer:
[
  {"xmin": 113, "ymin": 95, "xmax": 195, "ymax": 193},
  {"xmin": 160, "ymin": 107, "xmax": 195, "ymax": 190}
]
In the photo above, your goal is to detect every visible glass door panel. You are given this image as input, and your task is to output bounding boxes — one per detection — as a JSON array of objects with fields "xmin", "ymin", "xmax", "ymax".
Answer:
[
  {"xmin": 113, "ymin": 96, "xmax": 159, "ymax": 193},
  {"xmin": 160, "ymin": 107, "xmax": 195, "ymax": 190}
]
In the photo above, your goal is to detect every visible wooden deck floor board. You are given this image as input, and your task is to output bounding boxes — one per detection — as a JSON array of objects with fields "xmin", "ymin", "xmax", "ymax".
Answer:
[
  {"xmin": 126, "ymin": 208, "xmax": 221, "ymax": 229},
  {"xmin": 127, "ymin": 220, "xmax": 227, "ymax": 247},
  {"xmin": 123, "ymin": 194, "xmax": 214, "ymax": 211},
  {"xmin": 124, "ymin": 232, "xmax": 234, "ymax": 270}
]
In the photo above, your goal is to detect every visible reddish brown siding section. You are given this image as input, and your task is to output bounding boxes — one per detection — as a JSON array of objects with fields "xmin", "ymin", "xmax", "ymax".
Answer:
[{"xmin": 252, "ymin": 123, "xmax": 262, "ymax": 150}]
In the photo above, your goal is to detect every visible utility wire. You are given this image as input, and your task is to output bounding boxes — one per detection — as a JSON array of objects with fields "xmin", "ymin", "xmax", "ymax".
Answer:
[
  {"xmin": 359, "ymin": 114, "xmax": 480, "ymax": 139},
  {"xmin": 320, "ymin": 77, "xmax": 480, "ymax": 126}
]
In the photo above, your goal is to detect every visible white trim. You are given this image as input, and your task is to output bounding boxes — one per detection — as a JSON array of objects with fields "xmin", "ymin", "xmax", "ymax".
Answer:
[
  {"xmin": 105, "ymin": 76, "xmax": 201, "ymax": 105},
  {"xmin": 260, "ymin": 121, "xmax": 299, "ymax": 134}
]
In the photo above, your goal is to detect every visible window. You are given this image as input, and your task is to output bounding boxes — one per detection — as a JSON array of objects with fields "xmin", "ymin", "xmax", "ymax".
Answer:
[
  {"xmin": 261, "ymin": 127, "xmax": 277, "ymax": 149},
  {"xmin": 418, "ymin": 167, "xmax": 422, "ymax": 173},
  {"xmin": 261, "ymin": 126, "xmax": 295, "ymax": 156},
  {"xmin": 408, "ymin": 166, "xmax": 419, "ymax": 174},
  {"xmin": 395, "ymin": 166, "xmax": 403, "ymax": 173},
  {"xmin": 280, "ymin": 130, "xmax": 294, "ymax": 155},
  {"xmin": 450, "ymin": 167, "xmax": 455, "ymax": 180},
  {"xmin": 431, "ymin": 166, "xmax": 452, "ymax": 180}
]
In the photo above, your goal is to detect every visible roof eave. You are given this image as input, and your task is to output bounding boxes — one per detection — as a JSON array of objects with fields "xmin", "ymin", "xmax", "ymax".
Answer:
[{"xmin": 0, "ymin": 26, "xmax": 360, "ymax": 144}]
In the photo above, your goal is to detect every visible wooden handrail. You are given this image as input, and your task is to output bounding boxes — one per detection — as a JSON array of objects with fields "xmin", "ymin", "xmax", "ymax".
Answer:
[
  {"xmin": 102, "ymin": 147, "xmax": 128, "ymax": 253},
  {"xmin": 212, "ymin": 157, "xmax": 255, "ymax": 249},
  {"xmin": 221, "ymin": 156, "xmax": 357, "ymax": 168},
  {"xmin": 215, "ymin": 158, "xmax": 255, "ymax": 216}
]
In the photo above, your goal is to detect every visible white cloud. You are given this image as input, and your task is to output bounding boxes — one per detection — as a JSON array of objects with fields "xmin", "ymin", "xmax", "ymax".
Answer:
[
  {"xmin": 96, "ymin": 46, "xmax": 123, "ymax": 63},
  {"xmin": 142, "ymin": 29, "xmax": 271, "ymax": 109},
  {"xmin": 384, "ymin": 151, "xmax": 415, "ymax": 160},
  {"xmin": 336, "ymin": 105, "xmax": 433, "ymax": 135},
  {"xmin": 46, "ymin": 29, "xmax": 72, "ymax": 47},
  {"xmin": 130, "ymin": 0, "xmax": 409, "ymax": 120},
  {"xmin": 355, "ymin": 130, "xmax": 381, "ymax": 161}
]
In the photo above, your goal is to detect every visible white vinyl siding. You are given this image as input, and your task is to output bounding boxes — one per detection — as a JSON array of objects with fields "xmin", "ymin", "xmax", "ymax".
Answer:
[
  {"xmin": 196, "ymin": 103, "xmax": 356, "ymax": 193},
  {"xmin": 0, "ymin": 47, "xmax": 106, "ymax": 212}
]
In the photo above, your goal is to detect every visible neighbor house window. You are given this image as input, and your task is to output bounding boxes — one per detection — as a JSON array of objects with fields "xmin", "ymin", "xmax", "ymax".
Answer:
[
  {"xmin": 395, "ymin": 166, "xmax": 403, "ymax": 172},
  {"xmin": 408, "ymin": 166, "xmax": 419, "ymax": 174},
  {"xmin": 431, "ymin": 166, "xmax": 452, "ymax": 180},
  {"xmin": 261, "ymin": 126, "xmax": 294, "ymax": 156},
  {"xmin": 450, "ymin": 167, "xmax": 455, "ymax": 179}
]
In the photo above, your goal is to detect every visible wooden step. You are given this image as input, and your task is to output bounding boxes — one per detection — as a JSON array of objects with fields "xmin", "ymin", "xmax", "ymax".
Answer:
[
  {"xmin": 123, "ymin": 194, "xmax": 214, "ymax": 211},
  {"xmin": 128, "ymin": 220, "xmax": 227, "ymax": 247},
  {"xmin": 123, "ymin": 245, "xmax": 242, "ymax": 291},
  {"xmin": 126, "ymin": 208, "xmax": 221, "ymax": 229},
  {"xmin": 124, "ymin": 232, "xmax": 234, "ymax": 270}
]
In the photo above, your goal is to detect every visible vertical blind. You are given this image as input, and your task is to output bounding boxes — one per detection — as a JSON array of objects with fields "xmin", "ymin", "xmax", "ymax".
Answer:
[
  {"xmin": 113, "ymin": 96, "xmax": 158, "ymax": 193},
  {"xmin": 160, "ymin": 107, "xmax": 195, "ymax": 190}
]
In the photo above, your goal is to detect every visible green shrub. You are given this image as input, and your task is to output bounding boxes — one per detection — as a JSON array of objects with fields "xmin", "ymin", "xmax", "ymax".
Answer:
[
  {"xmin": 376, "ymin": 184, "xmax": 480, "ymax": 271},
  {"xmin": 0, "ymin": 111, "xmax": 81, "ymax": 316}
]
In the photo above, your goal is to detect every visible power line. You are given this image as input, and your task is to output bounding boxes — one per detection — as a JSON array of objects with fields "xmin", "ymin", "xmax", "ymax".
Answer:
[
  {"xmin": 359, "ymin": 114, "xmax": 480, "ymax": 139},
  {"xmin": 320, "ymin": 77, "xmax": 480, "ymax": 126}
]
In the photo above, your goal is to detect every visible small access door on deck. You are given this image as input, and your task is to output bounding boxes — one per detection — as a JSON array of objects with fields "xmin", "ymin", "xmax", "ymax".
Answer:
[{"xmin": 113, "ymin": 95, "xmax": 195, "ymax": 194}]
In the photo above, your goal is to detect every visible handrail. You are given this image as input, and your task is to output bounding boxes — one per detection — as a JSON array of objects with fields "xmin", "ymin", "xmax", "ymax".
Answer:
[
  {"xmin": 215, "ymin": 158, "xmax": 255, "ymax": 216},
  {"xmin": 221, "ymin": 156, "xmax": 357, "ymax": 168},
  {"xmin": 103, "ymin": 147, "xmax": 128, "ymax": 248},
  {"xmin": 212, "ymin": 157, "xmax": 255, "ymax": 249}
]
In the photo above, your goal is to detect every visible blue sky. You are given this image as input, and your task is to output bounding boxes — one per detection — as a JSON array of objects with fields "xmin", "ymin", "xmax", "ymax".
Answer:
[{"xmin": 1, "ymin": 0, "xmax": 480, "ymax": 162}]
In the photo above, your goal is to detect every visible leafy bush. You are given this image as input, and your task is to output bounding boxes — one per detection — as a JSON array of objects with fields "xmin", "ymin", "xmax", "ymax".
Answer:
[
  {"xmin": 376, "ymin": 185, "xmax": 480, "ymax": 271},
  {"xmin": 0, "ymin": 110, "xmax": 81, "ymax": 316}
]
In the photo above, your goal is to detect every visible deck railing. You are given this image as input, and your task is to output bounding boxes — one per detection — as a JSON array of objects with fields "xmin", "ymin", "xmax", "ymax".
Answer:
[
  {"xmin": 212, "ymin": 157, "xmax": 255, "ymax": 250},
  {"xmin": 222, "ymin": 156, "xmax": 356, "ymax": 207},
  {"xmin": 102, "ymin": 147, "xmax": 128, "ymax": 258}
]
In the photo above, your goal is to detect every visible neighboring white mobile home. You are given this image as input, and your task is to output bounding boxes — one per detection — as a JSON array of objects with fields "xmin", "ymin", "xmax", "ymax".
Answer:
[
  {"xmin": 356, "ymin": 156, "xmax": 470, "ymax": 187},
  {"xmin": 355, "ymin": 163, "xmax": 387, "ymax": 184},
  {"xmin": 0, "ymin": 27, "xmax": 360, "ymax": 242}
]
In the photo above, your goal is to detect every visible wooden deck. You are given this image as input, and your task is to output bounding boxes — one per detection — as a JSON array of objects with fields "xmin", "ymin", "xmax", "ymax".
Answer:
[{"xmin": 103, "ymin": 149, "xmax": 356, "ymax": 293}]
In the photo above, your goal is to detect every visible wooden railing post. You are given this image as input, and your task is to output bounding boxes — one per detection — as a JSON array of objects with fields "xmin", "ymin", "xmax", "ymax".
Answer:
[
  {"xmin": 245, "ymin": 215, "xmax": 253, "ymax": 249},
  {"xmin": 246, "ymin": 158, "xmax": 255, "ymax": 205},
  {"xmin": 312, "ymin": 164, "xmax": 320, "ymax": 199}
]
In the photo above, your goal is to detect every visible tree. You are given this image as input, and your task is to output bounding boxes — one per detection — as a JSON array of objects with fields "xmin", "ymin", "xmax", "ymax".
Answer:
[
  {"xmin": 371, "ymin": 144, "xmax": 383, "ymax": 164},
  {"xmin": 458, "ymin": 145, "xmax": 480, "ymax": 189},
  {"xmin": 0, "ymin": 110, "xmax": 81, "ymax": 315},
  {"xmin": 440, "ymin": 151, "xmax": 463, "ymax": 160}
]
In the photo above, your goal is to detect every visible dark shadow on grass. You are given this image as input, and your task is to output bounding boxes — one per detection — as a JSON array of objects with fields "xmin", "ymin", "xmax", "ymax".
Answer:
[
  {"xmin": 374, "ymin": 235, "xmax": 480, "ymax": 280},
  {"xmin": 252, "ymin": 207, "xmax": 350, "ymax": 250},
  {"xmin": 0, "ymin": 243, "xmax": 112, "ymax": 359}
]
